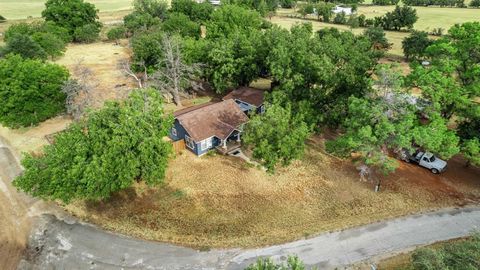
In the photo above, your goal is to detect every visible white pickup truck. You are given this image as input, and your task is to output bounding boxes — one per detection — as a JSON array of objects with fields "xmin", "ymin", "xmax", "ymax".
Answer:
[{"xmin": 402, "ymin": 150, "xmax": 447, "ymax": 174}]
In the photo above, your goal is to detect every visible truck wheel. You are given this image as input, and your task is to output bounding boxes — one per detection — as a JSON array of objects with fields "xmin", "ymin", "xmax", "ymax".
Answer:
[{"xmin": 431, "ymin": 168, "xmax": 439, "ymax": 174}]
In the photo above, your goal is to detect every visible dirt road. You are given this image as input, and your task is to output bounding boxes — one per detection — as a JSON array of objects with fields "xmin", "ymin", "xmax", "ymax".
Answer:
[{"xmin": 0, "ymin": 139, "xmax": 31, "ymax": 270}]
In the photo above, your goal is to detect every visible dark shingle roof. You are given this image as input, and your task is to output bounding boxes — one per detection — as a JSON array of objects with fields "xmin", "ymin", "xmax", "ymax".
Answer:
[
  {"xmin": 223, "ymin": 87, "xmax": 265, "ymax": 107},
  {"xmin": 174, "ymin": 99, "xmax": 249, "ymax": 142}
]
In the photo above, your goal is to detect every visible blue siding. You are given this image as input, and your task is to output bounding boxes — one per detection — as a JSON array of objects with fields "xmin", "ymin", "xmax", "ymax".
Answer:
[
  {"xmin": 256, "ymin": 104, "xmax": 265, "ymax": 114},
  {"xmin": 194, "ymin": 137, "xmax": 221, "ymax": 156},
  {"xmin": 235, "ymin": 100, "xmax": 255, "ymax": 113},
  {"xmin": 169, "ymin": 119, "xmax": 188, "ymax": 141},
  {"xmin": 234, "ymin": 99, "xmax": 264, "ymax": 115}
]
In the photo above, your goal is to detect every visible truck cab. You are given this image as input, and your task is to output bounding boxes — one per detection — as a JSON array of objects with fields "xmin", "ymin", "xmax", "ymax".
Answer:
[{"xmin": 403, "ymin": 150, "xmax": 447, "ymax": 174}]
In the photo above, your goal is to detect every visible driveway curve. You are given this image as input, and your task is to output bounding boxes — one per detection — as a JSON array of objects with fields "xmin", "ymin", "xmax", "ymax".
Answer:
[{"xmin": 2, "ymin": 140, "xmax": 479, "ymax": 270}]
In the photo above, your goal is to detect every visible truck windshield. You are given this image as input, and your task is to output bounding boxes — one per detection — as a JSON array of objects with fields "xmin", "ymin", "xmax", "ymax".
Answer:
[{"xmin": 430, "ymin": 156, "xmax": 436, "ymax": 162}]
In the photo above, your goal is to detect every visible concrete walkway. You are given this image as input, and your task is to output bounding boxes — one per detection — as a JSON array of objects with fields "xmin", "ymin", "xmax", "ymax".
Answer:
[{"xmin": 2, "ymin": 140, "xmax": 480, "ymax": 270}]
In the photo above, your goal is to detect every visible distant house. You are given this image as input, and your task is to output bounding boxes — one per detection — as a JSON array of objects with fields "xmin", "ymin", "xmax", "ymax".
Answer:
[
  {"xmin": 223, "ymin": 87, "xmax": 265, "ymax": 115},
  {"xmin": 332, "ymin": 6, "xmax": 353, "ymax": 15},
  {"xmin": 170, "ymin": 99, "xmax": 249, "ymax": 156},
  {"xmin": 195, "ymin": 0, "xmax": 221, "ymax": 5}
]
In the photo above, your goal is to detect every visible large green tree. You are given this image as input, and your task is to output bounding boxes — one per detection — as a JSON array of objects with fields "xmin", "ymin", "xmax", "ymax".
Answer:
[
  {"xmin": 42, "ymin": 0, "xmax": 102, "ymax": 41},
  {"xmin": 263, "ymin": 24, "xmax": 379, "ymax": 127},
  {"xmin": 402, "ymin": 30, "xmax": 432, "ymax": 61},
  {"xmin": 13, "ymin": 88, "xmax": 173, "ymax": 203},
  {"xmin": 243, "ymin": 101, "xmax": 310, "ymax": 172},
  {"xmin": 408, "ymin": 22, "xmax": 480, "ymax": 165},
  {"xmin": 0, "ymin": 54, "xmax": 69, "ymax": 128},
  {"xmin": 376, "ymin": 5, "xmax": 418, "ymax": 31}
]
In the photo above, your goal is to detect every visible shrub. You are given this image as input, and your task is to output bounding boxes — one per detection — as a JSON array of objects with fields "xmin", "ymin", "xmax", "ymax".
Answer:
[
  {"xmin": 74, "ymin": 23, "xmax": 101, "ymax": 43},
  {"xmin": 107, "ymin": 26, "xmax": 127, "ymax": 43},
  {"xmin": 4, "ymin": 23, "xmax": 33, "ymax": 42},
  {"xmin": 31, "ymin": 32, "xmax": 66, "ymax": 59},
  {"xmin": 0, "ymin": 54, "xmax": 69, "ymax": 128},
  {"xmin": 162, "ymin": 12, "xmax": 200, "ymax": 38},
  {"xmin": 246, "ymin": 256, "xmax": 306, "ymax": 270},
  {"xmin": 364, "ymin": 27, "xmax": 390, "ymax": 50},
  {"xmin": 3, "ymin": 22, "xmax": 68, "ymax": 59},
  {"xmin": 280, "ymin": 0, "xmax": 296, "ymax": 8},
  {"xmin": 333, "ymin": 12, "xmax": 347, "ymax": 24},
  {"xmin": 411, "ymin": 235, "xmax": 480, "ymax": 270},
  {"xmin": 1, "ymin": 34, "xmax": 48, "ymax": 60},
  {"xmin": 0, "ymin": 15, "xmax": 6, "ymax": 23},
  {"xmin": 347, "ymin": 14, "xmax": 360, "ymax": 28},
  {"xmin": 358, "ymin": 14, "xmax": 367, "ymax": 27}
]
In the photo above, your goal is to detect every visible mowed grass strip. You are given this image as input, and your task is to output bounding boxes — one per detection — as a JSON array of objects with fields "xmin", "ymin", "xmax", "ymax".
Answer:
[{"xmin": 64, "ymin": 136, "xmax": 480, "ymax": 248}]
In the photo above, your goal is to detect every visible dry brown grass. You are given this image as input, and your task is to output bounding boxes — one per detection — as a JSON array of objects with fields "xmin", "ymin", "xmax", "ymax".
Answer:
[
  {"xmin": 55, "ymin": 41, "xmax": 137, "ymax": 108},
  {"xmin": 64, "ymin": 136, "xmax": 480, "ymax": 248}
]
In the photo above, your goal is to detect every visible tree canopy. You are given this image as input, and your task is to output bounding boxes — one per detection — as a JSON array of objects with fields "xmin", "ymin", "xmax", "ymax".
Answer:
[
  {"xmin": 42, "ymin": 0, "xmax": 102, "ymax": 42},
  {"xmin": 13, "ymin": 89, "xmax": 173, "ymax": 203},
  {"xmin": 402, "ymin": 30, "xmax": 432, "ymax": 60},
  {"xmin": 1, "ymin": 22, "xmax": 68, "ymax": 59},
  {"xmin": 0, "ymin": 54, "xmax": 69, "ymax": 128},
  {"xmin": 375, "ymin": 5, "xmax": 418, "ymax": 31},
  {"xmin": 243, "ymin": 99, "xmax": 310, "ymax": 172}
]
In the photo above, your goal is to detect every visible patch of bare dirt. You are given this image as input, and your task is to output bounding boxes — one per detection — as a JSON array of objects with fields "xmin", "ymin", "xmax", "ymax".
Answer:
[{"xmin": 55, "ymin": 41, "xmax": 136, "ymax": 108}]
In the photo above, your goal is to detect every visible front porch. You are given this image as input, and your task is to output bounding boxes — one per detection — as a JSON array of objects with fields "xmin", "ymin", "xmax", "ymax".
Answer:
[{"xmin": 216, "ymin": 130, "xmax": 242, "ymax": 155}]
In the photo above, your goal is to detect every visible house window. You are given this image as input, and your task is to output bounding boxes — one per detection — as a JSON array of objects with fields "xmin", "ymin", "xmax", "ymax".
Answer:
[
  {"xmin": 185, "ymin": 135, "xmax": 195, "ymax": 150},
  {"xmin": 200, "ymin": 137, "xmax": 212, "ymax": 151},
  {"xmin": 172, "ymin": 127, "xmax": 177, "ymax": 137}
]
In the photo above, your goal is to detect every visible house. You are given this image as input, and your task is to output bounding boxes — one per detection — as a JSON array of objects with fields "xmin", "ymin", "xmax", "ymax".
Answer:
[
  {"xmin": 223, "ymin": 86, "xmax": 265, "ymax": 115},
  {"xmin": 195, "ymin": 0, "xmax": 221, "ymax": 5},
  {"xmin": 332, "ymin": 6, "xmax": 353, "ymax": 15},
  {"xmin": 170, "ymin": 99, "xmax": 249, "ymax": 156}
]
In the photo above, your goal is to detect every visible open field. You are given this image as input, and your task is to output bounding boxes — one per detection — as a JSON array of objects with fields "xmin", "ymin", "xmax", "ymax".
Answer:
[
  {"xmin": 0, "ymin": 0, "xmax": 134, "ymax": 20},
  {"xmin": 64, "ymin": 136, "xmax": 480, "ymax": 248},
  {"xmin": 274, "ymin": 6, "xmax": 480, "ymax": 56},
  {"xmin": 358, "ymin": 5, "xmax": 480, "ymax": 32},
  {"xmin": 270, "ymin": 16, "xmax": 409, "ymax": 56}
]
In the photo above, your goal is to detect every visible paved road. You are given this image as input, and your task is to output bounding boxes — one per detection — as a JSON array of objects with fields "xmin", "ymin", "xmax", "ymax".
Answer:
[{"xmin": 2, "ymin": 140, "xmax": 480, "ymax": 270}]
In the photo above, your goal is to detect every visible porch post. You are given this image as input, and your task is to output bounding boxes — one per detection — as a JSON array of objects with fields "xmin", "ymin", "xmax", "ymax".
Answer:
[
  {"xmin": 222, "ymin": 139, "xmax": 227, "ymax": 149},
  {"xmin": 236, "ymin": 132, "xmax": 241, "ymax": 142}
]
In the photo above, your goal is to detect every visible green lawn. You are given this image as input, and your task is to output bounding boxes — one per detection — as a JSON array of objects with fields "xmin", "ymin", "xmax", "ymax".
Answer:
[
  {"xmin": 0, "ymin": 0, "xmax": 134, "ymax": 20},
  {"xmin": 357, "ymin": 5, "xmax": 480, "ymax": 32}
]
